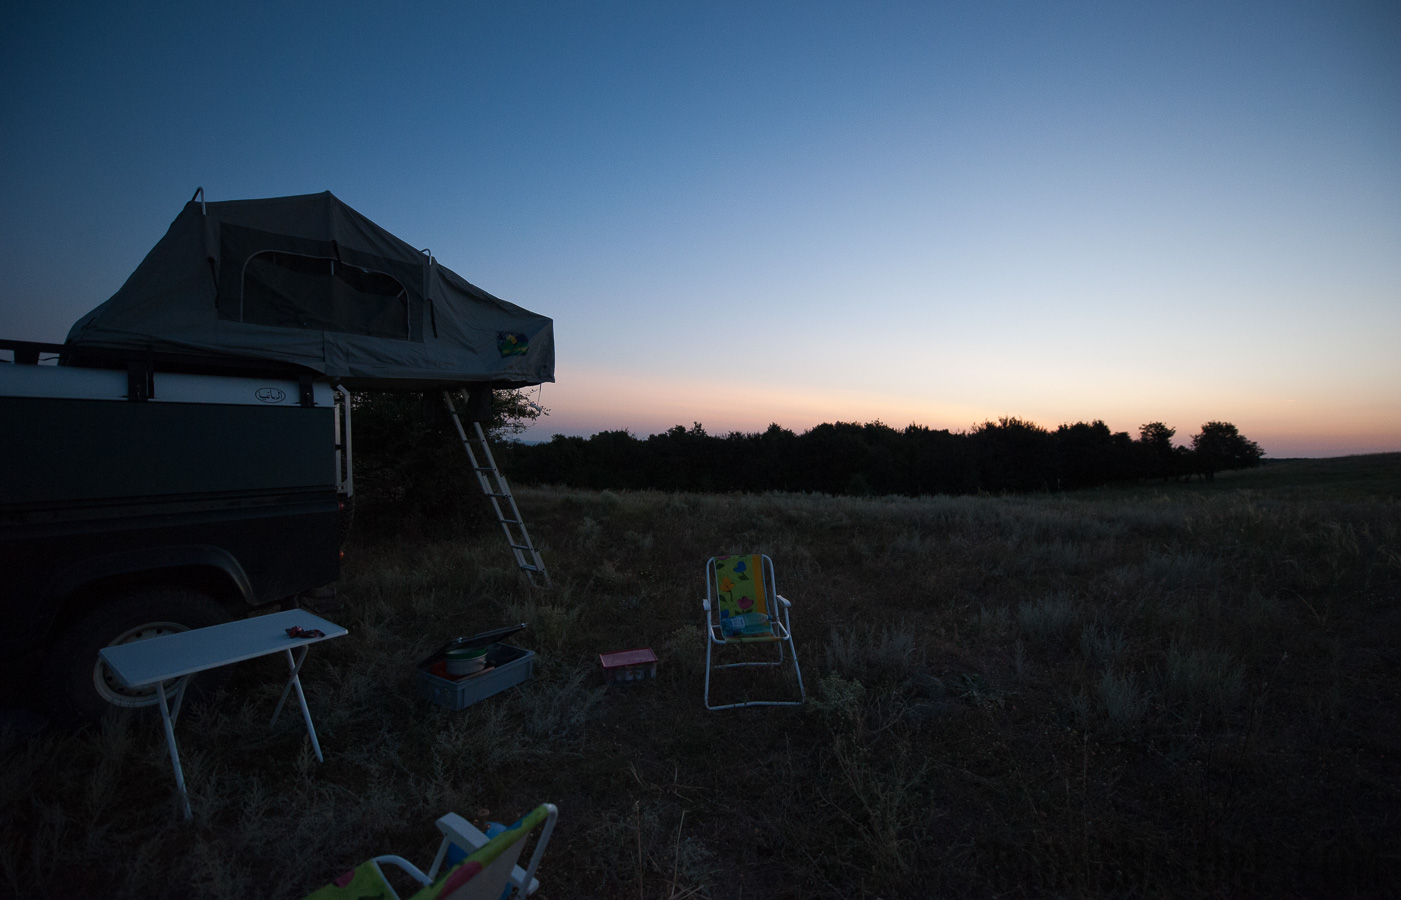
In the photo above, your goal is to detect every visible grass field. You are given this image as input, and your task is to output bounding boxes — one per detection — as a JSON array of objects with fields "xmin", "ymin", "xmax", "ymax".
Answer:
[{"xmin": 4, "ymin": 454, "xmax": 1399, "ymax": 898}]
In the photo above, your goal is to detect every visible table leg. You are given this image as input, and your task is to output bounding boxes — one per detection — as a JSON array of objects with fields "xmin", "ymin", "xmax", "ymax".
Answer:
[
  {"xmin": 270, "ymin": 645, "xmax": 308, "ymax": 725},
  {"xmin": 170, "ymin": 675, "xmax": 188, "ymax": 726},
  {"xmin": 272, "ymin": 646, "xmax": 324, "ymax": 763},
  {"xmin": 156, "ymin": 679, "xmax": 192, "ymax": 821}
]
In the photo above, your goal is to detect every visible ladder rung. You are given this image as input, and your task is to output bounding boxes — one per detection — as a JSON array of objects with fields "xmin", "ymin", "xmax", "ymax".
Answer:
[{"xmin": 485, "ymin": 491, "xmax": 510, "ymax": 499}]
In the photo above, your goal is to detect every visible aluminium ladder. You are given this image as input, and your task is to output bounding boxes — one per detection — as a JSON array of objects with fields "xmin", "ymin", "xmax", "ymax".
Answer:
[{"xmin": 442, "ymin": 390, "xmax": 550, "ymax": 588}]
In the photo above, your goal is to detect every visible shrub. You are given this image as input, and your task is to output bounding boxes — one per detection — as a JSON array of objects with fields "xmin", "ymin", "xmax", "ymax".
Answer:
[
  {"xmin": 1080, "ymin": 622, "xmax": 1128, "ymax": 664},
  {"xmin": 1019, "ymin": 594, "xmax": 1080, "ymax": 648},
  {"xmin": 825, "ymin": 621, "xmax": 926, "ymax": 685},
  {"xmin": 1160, "ymin": 642, "xmax": 1246, "ymax": 721},
  {"xmin": 1097, "ymin": 668, "xmax": 1149, "ymax": 734}
]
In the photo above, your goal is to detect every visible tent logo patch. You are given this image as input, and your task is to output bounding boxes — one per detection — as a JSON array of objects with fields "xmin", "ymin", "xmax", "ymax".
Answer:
[
  {"xmin": 255, "ymin": 387, "xmax": 286, "ymax": 403},
  {"xmin": 498, "ymin": 332, "xmax": 528, "ymax": 357}
]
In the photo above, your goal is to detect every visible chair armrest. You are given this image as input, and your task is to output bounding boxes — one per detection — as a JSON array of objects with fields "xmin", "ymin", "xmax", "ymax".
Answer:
[
  {"xmin": 435, "ymin": 812, "xmax": 489, "ymax": 850},
  {"xmin": 775, "ymin": 594, "xmax": 792, "ymax": 608},
  {"xmin": 369, "ymin": 855, "xmax": 431, "ymax": 899},
  {"xmin": 431, "ymin": 811, "xmax": 545, "ymax": 895},
  {"xmin": 427, "ymin": 813, "xmax": 488, "ymax": 880}
]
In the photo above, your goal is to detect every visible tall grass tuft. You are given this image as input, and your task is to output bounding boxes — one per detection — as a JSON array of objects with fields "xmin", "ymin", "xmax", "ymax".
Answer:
[
  {"xmin": 1019, "ymin": 593, "xmax": 1080, "ymax": 648},
  {"xmin": 1097, "ymin": 668, "xmax": 1149, "ymax": 734},
  {"xmin": 1079, "ymin": 622, "xmax": 1129, "ymax": 665},
  {"xmin": 825, "ymin": 620, "xmax": 927, "ymax": 685},
  {"xmin": 1160, "ymin": 642, "xmax": 1246, "ymax": 723}
]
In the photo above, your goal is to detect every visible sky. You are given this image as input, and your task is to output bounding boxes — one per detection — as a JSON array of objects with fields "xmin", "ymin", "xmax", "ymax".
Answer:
[{"xmin": 2, "ymin": 1, "xmax": 1398, "ymax": 458}]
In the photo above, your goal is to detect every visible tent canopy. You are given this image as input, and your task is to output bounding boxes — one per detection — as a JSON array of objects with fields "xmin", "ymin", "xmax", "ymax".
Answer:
[{"xmin": 65, "ymin": 191, "xmax": 554, "ymax": 389}]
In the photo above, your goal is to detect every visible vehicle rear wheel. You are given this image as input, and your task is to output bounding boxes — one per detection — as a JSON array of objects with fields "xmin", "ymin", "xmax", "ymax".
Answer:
[{"xmin": 42, "ymin": 588, "xmax": 234, "ymax": 725}]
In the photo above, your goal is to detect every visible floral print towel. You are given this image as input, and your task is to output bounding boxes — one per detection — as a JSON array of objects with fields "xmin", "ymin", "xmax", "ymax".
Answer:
[{"xmin": 713, "ymin": 555, "xmax": 775, "ymax": 640}]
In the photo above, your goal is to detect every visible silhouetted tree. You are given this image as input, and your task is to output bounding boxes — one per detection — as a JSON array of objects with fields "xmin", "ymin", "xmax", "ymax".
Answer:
[
  {"xmin": 350, "ymin": 388, "xmax": 544, "ymax": 529},
  {"xmin": 860, "ymin": 421, "xmax": 903, "ymax": 495},
  {"xmin": 796, "ymin": 422, "xmax": 874, "ymax": 494},
  {"xmin": 1137, "ymin": 421, "xmax": 1180, "ymax": 481},
  {"xmin": 1054, "ymin": 420, "xmax": 1133, "ymax": 488},
  {"xmin": 649, "ymin": 422, "xmax": 725, "ymax": 491},
  {"xmin": 901, "ymin": 424, "xmax": 973, "ymax": 494},
  {"xmin": 1189, "ymin": 421, "xmax": 1264, "ymax": 480},
  {"xmin": 755, "ymin": 423, "xmax": 799, "ymax": 491},
  {"xmin": 972, "ymin": 417, "xmax": 1054, "ymax": 491}
]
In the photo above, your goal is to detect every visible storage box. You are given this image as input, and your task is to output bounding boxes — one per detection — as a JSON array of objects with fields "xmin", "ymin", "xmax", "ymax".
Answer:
[
  {"xmin": 417, "ymin": 626, "xmax": 534, "ymax": 710},
  {"xmin": 600, "ymin": 648, "xmax": 657, "ymax": 685}
]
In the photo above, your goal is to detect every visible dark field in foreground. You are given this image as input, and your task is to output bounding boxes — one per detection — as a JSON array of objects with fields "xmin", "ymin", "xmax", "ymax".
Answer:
[{"xmin": 4, "ymin": 455, "xmax": 1400, "ymax": 898}]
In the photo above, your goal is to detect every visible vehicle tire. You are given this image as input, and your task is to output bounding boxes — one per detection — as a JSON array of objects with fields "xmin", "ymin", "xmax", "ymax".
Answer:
[{"xmin": 41, "ymin": 588, "xmax": 234, "ymax": 725}]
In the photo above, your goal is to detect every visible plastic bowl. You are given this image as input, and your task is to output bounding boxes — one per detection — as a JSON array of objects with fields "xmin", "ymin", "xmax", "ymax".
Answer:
[{"xmin": 445, "ymin": 646, "xmax": 489, "ymax": 676}]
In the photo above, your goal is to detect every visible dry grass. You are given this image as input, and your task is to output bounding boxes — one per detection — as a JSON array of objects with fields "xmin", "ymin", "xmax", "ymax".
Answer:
[{"xmin": 3, "ymin": 456, "xmax": 1400, "ymax": 897}]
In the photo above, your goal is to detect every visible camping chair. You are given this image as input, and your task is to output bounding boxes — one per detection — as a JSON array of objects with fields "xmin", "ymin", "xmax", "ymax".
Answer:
[
  {"xmin": 702, "ymin": 554, "xmax": 805, "ymax": 710},
  {"xmin": 304, "ymin": 804, "xmax": 558, "ymax": 900}
]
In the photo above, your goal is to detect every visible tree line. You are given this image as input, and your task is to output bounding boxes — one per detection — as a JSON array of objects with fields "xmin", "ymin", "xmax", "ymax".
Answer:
[
  {"xmin": 496, "ymin": 416, "xmax": 1264, "ymax": 496},
  {"xmin": 347, "ymin": 391, "xmax": 1264, "ymax": 504}
]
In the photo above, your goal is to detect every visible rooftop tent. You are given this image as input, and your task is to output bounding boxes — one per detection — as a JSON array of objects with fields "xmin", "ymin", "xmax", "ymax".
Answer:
[{"xmin": 64, "ymin": 191, "xmax": 554, "ymax": 389}]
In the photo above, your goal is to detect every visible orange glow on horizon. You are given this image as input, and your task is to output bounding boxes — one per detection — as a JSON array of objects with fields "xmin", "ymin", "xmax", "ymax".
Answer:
[{"xmin": 519, "ymin": 368, "xmax": 1401, "ymax": 458}]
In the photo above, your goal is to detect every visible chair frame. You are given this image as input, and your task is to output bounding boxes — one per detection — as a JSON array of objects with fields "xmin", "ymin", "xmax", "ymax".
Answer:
[
  {"xmin": 702, "ymin": 554, "xmax": 805, "ymax": 710},
  {"xmin": 368, "ymin": 804, "xmax": 558, "ymax": 899}
]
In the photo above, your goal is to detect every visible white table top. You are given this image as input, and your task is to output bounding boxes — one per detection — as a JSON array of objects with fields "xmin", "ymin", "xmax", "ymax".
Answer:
[{"xmin": 99, "ymin": 609, "xmax": 347, "ymax": 688}]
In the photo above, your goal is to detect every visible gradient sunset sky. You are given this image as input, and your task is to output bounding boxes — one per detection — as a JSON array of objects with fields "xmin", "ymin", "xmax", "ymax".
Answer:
[{"xmin": 3, "ymin": 1, "xmax": 1398, "ymax": 457}]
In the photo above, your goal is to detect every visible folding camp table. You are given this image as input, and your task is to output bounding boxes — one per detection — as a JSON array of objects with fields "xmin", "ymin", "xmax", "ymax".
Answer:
[{"xmin": 99, "ymin": 609, "xmax": 347, "ymax": 820}]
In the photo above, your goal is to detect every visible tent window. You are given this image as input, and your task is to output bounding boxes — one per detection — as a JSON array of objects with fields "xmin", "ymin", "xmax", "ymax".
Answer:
[{"xmin": 241, "ymin": 251, "xmax": 410, "ymax": 339}]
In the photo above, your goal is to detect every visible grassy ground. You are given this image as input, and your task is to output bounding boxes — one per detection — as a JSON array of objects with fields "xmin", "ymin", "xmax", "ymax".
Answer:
[{"xmin": 4, "ymin": 455, "xmax": 1400, "ymax": 898}]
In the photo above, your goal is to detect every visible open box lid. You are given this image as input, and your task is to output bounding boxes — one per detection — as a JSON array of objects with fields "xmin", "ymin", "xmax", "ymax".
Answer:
[{"xmin": 419, "ymin": 623, "xmax": 528, "ymax": 668}]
